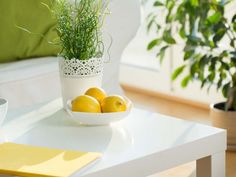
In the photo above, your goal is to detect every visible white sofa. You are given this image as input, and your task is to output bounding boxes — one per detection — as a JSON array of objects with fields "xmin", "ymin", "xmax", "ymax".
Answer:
[{"xmin": 0, "ymin": 0, "xmax": 141, "ymax": 110}]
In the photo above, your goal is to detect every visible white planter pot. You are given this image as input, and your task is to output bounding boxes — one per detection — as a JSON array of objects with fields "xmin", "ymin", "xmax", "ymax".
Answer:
[
  {"xmin": 210, "ymin": 102, "xmax": 236, "ymax": 151},
  {"xmin": 59, "ymin": 57, "xmax": 103, "ymax": 108}
]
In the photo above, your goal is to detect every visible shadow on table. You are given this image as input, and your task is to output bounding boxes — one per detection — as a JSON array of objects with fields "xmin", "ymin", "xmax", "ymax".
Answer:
[{"xmin": 9, "ymin": 109, "xmax": 132, "ymax": 153}]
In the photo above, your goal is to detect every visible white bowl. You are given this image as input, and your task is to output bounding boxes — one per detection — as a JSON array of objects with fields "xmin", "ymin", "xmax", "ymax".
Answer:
[
  {"xmin": 0, "ymin": 98, "xmax": 8, "ymax": 127},
  {"xmin": 66, "ymin": 97, "xmax": 132, "ymax": 126}
]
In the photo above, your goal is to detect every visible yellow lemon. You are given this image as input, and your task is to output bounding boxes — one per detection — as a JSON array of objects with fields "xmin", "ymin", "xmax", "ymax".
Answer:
[
  {"xmin": 101, "ymin": 95, "xmax": 127, "ymax": 113},
  {"xmin": 85, "ymin": 87, "xmax": 107, "ymax": 104},
  {"xmin": 71, "ymin": 95, "xmax": 101, "ymax": 113}
]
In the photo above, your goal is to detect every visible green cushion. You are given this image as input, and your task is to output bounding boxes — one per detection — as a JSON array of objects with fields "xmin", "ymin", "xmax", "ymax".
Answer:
[{"xmin": 0, "ymin": 0, "xmax": 60, "ymax": 63}]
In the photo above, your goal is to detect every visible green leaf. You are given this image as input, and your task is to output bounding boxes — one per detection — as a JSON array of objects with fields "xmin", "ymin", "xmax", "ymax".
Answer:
[
  {"xmin": 179, "ymin": 26, "xmax": 186, "ymax": 39},
  {"xmin": 201, "ymin": 79, "xmax": 207, "ymax": 89},
  {"xmin": 207, "ymin": 12, "xmax": 222, "ymax": 24},
  {"xmin": 213, "ymin": 28, "xmax": 226, "ymax": 44},
  {"xmin": 233, "ymin": 22, "xmax": 236, "ymax": 32},
  {"xmin": 232, "ymin": 14, "xmax": 236, "ymax": 23},
  {"xmin": 208, "ymin": 72, "xmax": 215, "ymax": 82},
  {"xmin": 184, "ymin": 50, "xmax": 194, "ymax": 60},
  {"xmin": 171, "ymin": 65, "xmax": 186, "ymax": 81},
  {"xmin": 153, "ymin": 1, "xmax": 164, "ymax": 6},
  {"xmin": 156, "ymin": 51, "xmax": 165, "ymax": 63},
  {"xmin": 147, "ymin": 39, "xmax": 161, "ymax": 50},
  {"xmin": 147, "ymin": 20, "xmax": 154, "ymax": 33},
  {"xmin": 209, "ymin": 40, "xmax": 215, "ymax": 48},
  {"xmin": 217, "ymin": 78, "xmax": 223, "ymax": 91},
  {"xmin": 190, "ymin": 0, "xmax": 199, "ymax": 7},
  {"xmin": 181, "ymin": 75, "xmax": 191, "ymax": 87},
  {"xmin": 222, "ymin": 82, "xmax": 230, "ymax": 98},
  {"xmin": 166, "ymin": 0, "xmax": 174, "ymax": 9},
  {"xmin": 219, "ymin": 50, "xmax": 228, "ymax": 58},
  {"xmin": 199, "ymin": 55, "xmax": 210, "ymax": 69},
  {"xmin": 220, "ymin": 72, "xmax": 227, "ymax": 79},
  {"xmin": 208, "ymin": 58, "xmax": 217, "ymax": 71},
  {"xmin": 156, "ymin": 46, "xmax": 169, "ymax": 63},
  {"xmin": 231, "ymin": 57, "xmax": 236, "ymax": 65},
  {"xmin": 187, "ymin": 35, "xmax": 201, "ymax": 44},
  {"xmin": 190, "ymin": 61, "xmax": 199, "ymax": 77},
  {"xmin": 163, "ymin": 30, "xmax": 176, "ymax": 44},
  {"xmin": 166, "ymin": 13, "xmax": 174, "ymax": 23},
  {"xmin": 230, "ymin": 51, "xmax": 236, "ymax": 58},
  {"xmin": 147, "ymin": 15, "xmax": 156, "ymax": 33},
  {"xmin": 156, "ymin": 24, "xmax": 161, "ymax": 31},
  {"xmin": 221, "ymin": 61, "xmax": 230, "ymax": 70},
  {"xmin": 230, "ymin": 39, "xmax": 235, "ymax": 48},
  {"xmin": 146, "ymin": 13, "xmax": 155, "ymax": 21}
]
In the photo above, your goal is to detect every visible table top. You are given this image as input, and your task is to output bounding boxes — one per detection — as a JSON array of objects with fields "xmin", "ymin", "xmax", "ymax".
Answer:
[{"xmin": 1, "ymin": 99, "xmax": 226, "ymax": 177}]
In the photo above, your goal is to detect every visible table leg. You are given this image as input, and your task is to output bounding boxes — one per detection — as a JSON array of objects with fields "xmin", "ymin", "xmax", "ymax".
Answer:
[{"xmin": 196, "ymin": 151, "xmax": 225, "ymax": 177}]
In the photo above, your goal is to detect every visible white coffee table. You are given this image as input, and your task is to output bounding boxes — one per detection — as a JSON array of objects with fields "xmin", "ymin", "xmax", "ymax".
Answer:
[{"xmin": 1, "ymin": 98, "xmax": 226, "ymax": 177}]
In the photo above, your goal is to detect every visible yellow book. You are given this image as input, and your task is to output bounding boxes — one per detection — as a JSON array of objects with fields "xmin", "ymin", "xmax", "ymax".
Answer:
[{"xmin": 0, "ymin": 143, "xmax": 102, "ymax": 177}]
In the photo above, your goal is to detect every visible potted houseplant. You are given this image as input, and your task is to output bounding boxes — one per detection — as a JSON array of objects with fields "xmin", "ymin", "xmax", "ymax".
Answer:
[
  {"xmin": 145, "ymin": 0, "xmax": 236, "ymax": 150},
  {"xmin": 52, "ymin": 0, "xmax": 109, "ymax": 108}
]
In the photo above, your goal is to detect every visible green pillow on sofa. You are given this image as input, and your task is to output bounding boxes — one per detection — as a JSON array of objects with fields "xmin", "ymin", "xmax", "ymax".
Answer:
[{"xmin": 0, "ymin": 0, "xmax": 60, "ymax": 63}]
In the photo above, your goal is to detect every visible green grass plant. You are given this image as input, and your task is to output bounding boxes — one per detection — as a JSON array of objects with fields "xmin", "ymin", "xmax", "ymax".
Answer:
[{"xmin": 51, "ymin": 0, "xmax": 109, "ymax": 60}]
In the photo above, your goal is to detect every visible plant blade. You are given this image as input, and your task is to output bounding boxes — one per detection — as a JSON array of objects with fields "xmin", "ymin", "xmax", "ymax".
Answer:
[{"xmin": 171, "ymin": 65, "xmax": 186, "ymax": 81}]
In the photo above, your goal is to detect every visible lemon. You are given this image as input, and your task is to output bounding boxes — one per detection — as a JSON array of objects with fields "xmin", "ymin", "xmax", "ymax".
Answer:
[
  {"xmin": 72, "ymin": 95, "xmax": 101, "ymax": 113},
  {"xmin": 101, "ymin": 95, "xmax": 127, "ymax": 113},
  {"xmin": 85, "ymin": 87, "xmax": 107, "ymax": 104}
]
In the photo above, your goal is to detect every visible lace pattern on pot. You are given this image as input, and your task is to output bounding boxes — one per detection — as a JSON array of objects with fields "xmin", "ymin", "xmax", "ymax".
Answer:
[{"xmin": 60, "ymin": 58, "xmax": 103, "ymax": 78}]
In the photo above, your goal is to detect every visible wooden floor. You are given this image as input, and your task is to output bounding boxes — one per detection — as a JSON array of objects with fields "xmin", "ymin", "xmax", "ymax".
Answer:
[{"xmin": 123, "ymin": 87, "xmax": 236, "ymax": 177}]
